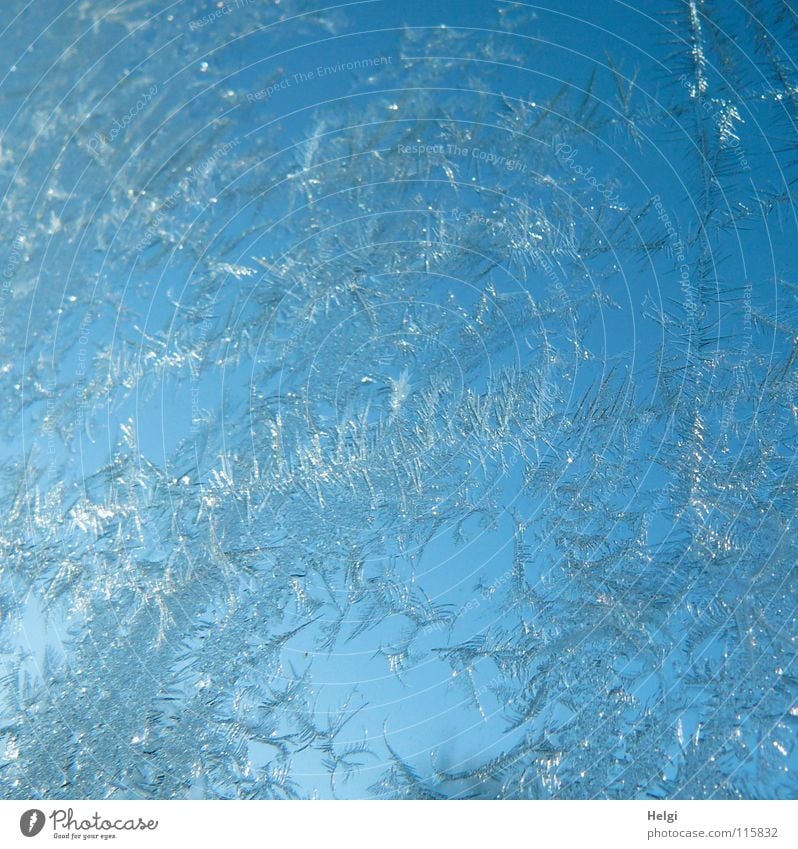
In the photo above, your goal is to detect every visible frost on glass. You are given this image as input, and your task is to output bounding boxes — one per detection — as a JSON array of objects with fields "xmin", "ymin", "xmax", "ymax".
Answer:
[{"xmin": 0, "ymin": 0, "xmax": 796, "ymax": 799}]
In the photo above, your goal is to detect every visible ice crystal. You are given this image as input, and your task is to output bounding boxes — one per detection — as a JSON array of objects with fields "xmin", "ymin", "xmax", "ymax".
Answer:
[{"xmin": 0, "ymin": 0, "xmax": 796, "ymax": 801}]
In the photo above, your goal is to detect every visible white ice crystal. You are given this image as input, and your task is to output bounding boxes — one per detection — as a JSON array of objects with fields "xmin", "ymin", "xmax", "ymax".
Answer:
[{"xmin": 0, "ymin": 0, "xmax": 796, "ymax": 802}]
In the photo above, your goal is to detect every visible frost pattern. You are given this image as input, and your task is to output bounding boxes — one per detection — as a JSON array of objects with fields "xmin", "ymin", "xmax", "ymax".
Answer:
[{"xmin": 0, "ymin": 0, "xmax": 796, "ymax": 800}]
